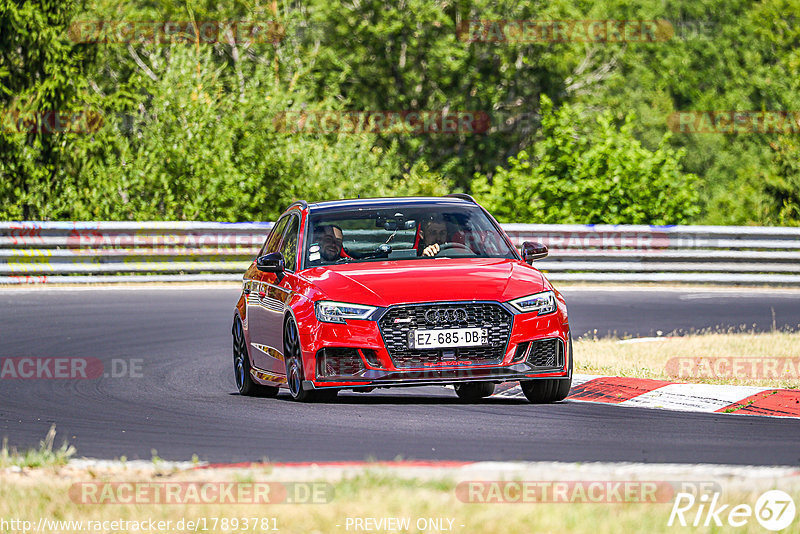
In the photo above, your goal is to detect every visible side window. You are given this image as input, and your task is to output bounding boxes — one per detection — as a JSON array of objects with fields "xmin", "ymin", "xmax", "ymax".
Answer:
[
  {"xmin": 259, "ymin": 216, "xmax": 288, "ymax": 256},
  {"xmin": 279, "ymin": 215, "xmax": 300, "ymax": 271}
]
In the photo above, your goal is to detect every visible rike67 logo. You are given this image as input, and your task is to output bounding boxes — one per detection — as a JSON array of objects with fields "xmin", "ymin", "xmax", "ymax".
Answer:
[{"xmin": 669, "ymin": 490, "xmax": 796, "ymax": 531}]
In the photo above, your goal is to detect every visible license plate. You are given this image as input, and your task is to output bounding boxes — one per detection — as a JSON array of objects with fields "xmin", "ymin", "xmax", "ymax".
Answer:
[{"xmin": 409, "ymin": 328, "xmax": 488, "ymax": 349}]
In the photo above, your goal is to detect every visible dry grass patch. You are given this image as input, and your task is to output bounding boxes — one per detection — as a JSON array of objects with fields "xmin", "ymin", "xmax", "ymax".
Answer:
[
  {"xmin": 2, "ymin": 466, "xmax": 798, "ymax": 534},
  {"xmin": 0, "ymin": 425, "xmax": 75, "ymax": 469},
  {"xmin": 574, "ymin": 331, "xmax": 800, "ymax": 388}
]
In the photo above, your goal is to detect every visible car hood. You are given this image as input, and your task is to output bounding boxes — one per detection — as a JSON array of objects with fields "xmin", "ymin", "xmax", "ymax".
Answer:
[{"xmin": 301, "ymin": 258, "xmax": 546, "ymax": 307}]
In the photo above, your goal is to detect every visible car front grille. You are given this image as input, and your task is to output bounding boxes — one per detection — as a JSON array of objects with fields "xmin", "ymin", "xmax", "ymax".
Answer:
[
  {"xmin": 378, "ymin": 302, "xmax": 512, "ymax": 368},
  {"xmin": 526, "ymin": 338, "xmax": 563, "ymax": 368}
]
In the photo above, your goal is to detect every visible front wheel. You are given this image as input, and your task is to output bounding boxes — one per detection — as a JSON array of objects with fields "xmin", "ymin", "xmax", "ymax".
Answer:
[
  {"xmin": 233, "ymin": 317, "xmax": 278, "ymax": 397},
  {"xmin": 520, "ymin": 334, "xmax": 573, "ymax": 404},
  {"xmin": 284, "ymin": 317, "xmax": 337, "ymax": 403},
  {"xmin": 454, "ymin": 382, "xmax": 495, "ymax": 401}
]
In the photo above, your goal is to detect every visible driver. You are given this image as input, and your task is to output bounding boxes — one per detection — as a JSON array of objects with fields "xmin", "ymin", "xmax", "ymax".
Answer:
[
  {"xmin": 313, "ymin": 224, "xmax": 344, "ymax": 262},
  {"xmin": 418, "ymin": 215, "xmax": 448, "ymax": 257}
]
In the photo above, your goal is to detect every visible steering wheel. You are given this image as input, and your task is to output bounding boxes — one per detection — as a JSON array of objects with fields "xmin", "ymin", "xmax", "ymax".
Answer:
[
  {"xmin": 439, "ymin": 242, "xmax": 471, "ymax": 251},
  {"xmin": 435, "ymin": 242, "xmax": 475, "ymax": 257}
]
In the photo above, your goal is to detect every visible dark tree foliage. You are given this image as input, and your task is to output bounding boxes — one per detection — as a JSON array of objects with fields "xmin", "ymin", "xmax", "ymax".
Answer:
[{"xmin": 1, "ymin": 0, "xmax": 797, "ymax": 224}]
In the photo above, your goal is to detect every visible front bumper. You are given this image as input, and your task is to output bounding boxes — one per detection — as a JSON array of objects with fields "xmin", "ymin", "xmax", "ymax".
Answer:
[
  {"xmin": 296, "ymin": 300, "xmax": 570, "ymax": 390},
  {"xmin": 304, "ymin": 362, "xmax": 570, "ymax": 390}
]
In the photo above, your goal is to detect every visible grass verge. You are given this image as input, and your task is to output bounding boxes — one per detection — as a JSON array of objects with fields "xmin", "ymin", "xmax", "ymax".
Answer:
[
  {"xmin": 0, "ymin": 425, "xmax": 75, "ymax": 469},
  {"xmin": 2, "ymin": 465, "xmax": 798, "ymax": 534},
  {"xmin": 575, "ymin": 331, "xmax": 800, "ymax": 388}
]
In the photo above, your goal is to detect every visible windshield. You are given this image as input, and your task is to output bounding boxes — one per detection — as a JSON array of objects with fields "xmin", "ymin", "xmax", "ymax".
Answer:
[{"xmin": 303, "ymin": 204, "xmax": 517, "ymax": 267}]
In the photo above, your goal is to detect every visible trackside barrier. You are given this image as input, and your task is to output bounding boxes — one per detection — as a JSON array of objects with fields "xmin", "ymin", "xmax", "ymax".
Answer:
[
  {"xmin": 502, "ymin": 224, "xmax": 800, "ymax": 285},
  {"xmin": 1, "ymin": 222, "xmax": 799, "ymax": 285},
  {"xmin": 0, "ymin": 221, "xmax": 270, "ymax": 284}
]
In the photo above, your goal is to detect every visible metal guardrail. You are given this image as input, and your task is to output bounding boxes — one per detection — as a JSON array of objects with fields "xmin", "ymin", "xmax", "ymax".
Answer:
[
  {"xmin": 504, "ymin": 224, "xmax": 800, "ymax": 285},
  {"xmin": 1, "ymin": 221, "xmax": 799, "ymax": 285},
  {"xmin": 0, "ymin": 221, "xmax": 270, "ymax": 284}
]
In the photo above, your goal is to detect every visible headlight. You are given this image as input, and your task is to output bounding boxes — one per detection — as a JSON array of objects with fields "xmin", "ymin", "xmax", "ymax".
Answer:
[
  {"xmin": 315, "ymin": 301, "xmax": 377, "ymax": 324},
  {"xmin": 508, "ymin": 291, "xmax": 557, "ymax": 315}
]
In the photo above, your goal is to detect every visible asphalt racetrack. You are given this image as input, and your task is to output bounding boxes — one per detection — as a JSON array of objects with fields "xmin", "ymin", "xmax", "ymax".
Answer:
[{"xmin": 1, "ymin": 285, "xmax": 799, "ymax": 465}]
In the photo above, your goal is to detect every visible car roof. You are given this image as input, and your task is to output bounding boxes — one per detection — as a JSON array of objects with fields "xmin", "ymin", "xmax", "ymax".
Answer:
[{"xmin": 305, "ymin": 196, "xmax": 476, "ymax": 213}]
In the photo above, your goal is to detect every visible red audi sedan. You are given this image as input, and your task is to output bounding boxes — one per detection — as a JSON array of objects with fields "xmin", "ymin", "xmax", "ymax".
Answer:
[{"xmin": 232, "ymin": 195, "xmax": 571, "ymax": 402}]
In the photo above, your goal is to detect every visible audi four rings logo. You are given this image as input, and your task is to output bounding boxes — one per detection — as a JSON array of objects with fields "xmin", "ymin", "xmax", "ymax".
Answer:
[{"xmin": 425, "ymin": 308, "xmax": 468, "ymax": 324}]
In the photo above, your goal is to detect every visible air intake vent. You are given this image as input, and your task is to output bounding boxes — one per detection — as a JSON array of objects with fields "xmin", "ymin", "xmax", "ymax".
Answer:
[
  {"xmin": 526, "ymin": 338, "xmax": 563, "ymax": 368},
  {"xmin": 316, "ymin": 348, "xmax": 365, "ymax": 377}
]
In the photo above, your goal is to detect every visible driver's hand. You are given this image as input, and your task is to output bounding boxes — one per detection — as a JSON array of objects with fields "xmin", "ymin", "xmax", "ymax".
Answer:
[{"xmin": 422, "ymin": 243, "xmax": 440, "ymax": 257}]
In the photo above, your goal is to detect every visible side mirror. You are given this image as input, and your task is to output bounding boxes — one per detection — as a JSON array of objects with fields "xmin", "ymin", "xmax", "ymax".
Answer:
[
  {"xmin": 256, "ymin": 252, "xmax": 285, "ymax": 273},
  {"xmin": 521, "ymin": 241, "xmax": 548, "ymax": 264}
]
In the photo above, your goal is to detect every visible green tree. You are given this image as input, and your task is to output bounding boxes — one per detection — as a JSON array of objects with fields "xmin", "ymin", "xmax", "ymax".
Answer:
[
  {"xmin": 572, "ymin": 0, "xmax": 800, "ymax": 224},
  {"xmin": 0, "ymin": 0, "xmax": 95, "ymax": 219},
  {"xmin": 301, "ymin": 0, "xmax": 591, "ymax": 188},
  {"xmin": 1, "ymin": 0, "xmax": 447, "ymax": 221},
  {"xmin": 762, "ymin": 137, "xmax": 800, "ymax": 225},
  {"xmin": 472, "ymin": 95, "xmax": 699, "ymax": 224},
  {"xmin": 67, "ymin": 38, "xmax": 448, "ymax": 220},
  {"xmin": 4, "ymin": 0, "xmax": 800, "ymax": 225}
]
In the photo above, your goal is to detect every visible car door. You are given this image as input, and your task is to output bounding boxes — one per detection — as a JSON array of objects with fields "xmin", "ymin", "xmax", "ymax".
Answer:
[
  {"xmin": 265, "ymin": 214, "xmax": 301, "ymax": 376},
  {"xmin": 246, "ymin": 215, "xmax": 289, "ymax": 372}
]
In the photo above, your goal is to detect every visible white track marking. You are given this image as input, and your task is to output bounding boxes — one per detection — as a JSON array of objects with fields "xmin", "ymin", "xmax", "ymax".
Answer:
[
  {"xmin": 620, "ymin": 383, "xmax": 771, "ymax": 412},
  {"xmin": 495, "ymin": 385, "xmax": 522, "ymax": 398},
  {"xmin": 571, "ymin": 374, "xmax": 602, "ymax": 387}
]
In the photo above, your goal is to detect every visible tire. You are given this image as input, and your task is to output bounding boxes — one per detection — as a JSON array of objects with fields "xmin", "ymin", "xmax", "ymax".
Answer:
[
  {"xmin": 233, "ymin": 317, "xmax": 279, "ymax": 397},
  {"xmin": 284, "ymin": 316, "xmax": 337, "ymax": 403},
  {"xmin": 520, "ymin": 334, "xmax": 573, "ymax": 404},
  {"xmin": 454, "ymin": 381, "xmax": 495, "ymax": 401}
]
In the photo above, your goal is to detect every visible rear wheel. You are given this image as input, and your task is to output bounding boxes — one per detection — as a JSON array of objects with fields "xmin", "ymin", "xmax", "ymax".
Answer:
[
  {"xmin": 233, "ymin": 317, "xmax": 279, "ymax": 397},
  {"xmin": 520, "ymin": 334, "xmax": 573, "ymax": 404},
  {"xmin": 454, "ymin": 382, "xmax": 495, "ymax": 401},
  {"xmin": 284, "ymin": 316, "xmax": 337, "ymax": 403}
]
